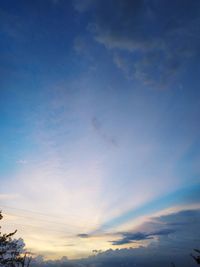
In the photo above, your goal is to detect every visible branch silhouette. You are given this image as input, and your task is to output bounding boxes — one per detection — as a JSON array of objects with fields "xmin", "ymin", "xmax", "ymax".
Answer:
[
  {"xmin": 0, "ymin": 210, "xmax": 32, "ymax": 267},
  {"xmin": 191, "ymin": 249, "xmax": 200, "ymax": 265}
]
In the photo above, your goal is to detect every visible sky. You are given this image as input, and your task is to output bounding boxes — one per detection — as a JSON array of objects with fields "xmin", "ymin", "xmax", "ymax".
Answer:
[{"xmin": 0, "ymin": 0, "xmax": 200, "ymax": 264}]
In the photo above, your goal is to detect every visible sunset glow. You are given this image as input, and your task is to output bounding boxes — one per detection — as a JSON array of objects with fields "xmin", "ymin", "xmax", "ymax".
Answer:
[{"xmin": 0, "ymin": 1, "xmax": 200, "ymax": 265}]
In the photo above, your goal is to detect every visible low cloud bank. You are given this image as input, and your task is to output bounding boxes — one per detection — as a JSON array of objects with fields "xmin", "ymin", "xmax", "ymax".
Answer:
[{"xmin": 31, "ymin": 209, "xmax": 200, "ymax": 267}]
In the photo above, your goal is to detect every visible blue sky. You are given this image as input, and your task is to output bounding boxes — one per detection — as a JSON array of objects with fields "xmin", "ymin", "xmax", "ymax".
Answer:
[{"xmin": 0, "ymin": 0, "xmax": 200, "ymax": 261}]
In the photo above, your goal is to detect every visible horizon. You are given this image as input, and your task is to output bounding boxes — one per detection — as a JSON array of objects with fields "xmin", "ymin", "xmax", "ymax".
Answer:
[{"xmin": 0, "ymin": 0, "xmax": 200, "ymax": 265}]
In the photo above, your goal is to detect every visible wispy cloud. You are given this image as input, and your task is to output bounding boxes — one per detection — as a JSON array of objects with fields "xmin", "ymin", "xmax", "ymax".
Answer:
[
  {"xmin": 92, "ymin": 117, "xmax": 118, "ymax": 147},
  {"xmin": 73, "ymin": 0, "xmax": 96, "ymax": 13},
  {"xmin": 74, "ymin": 0, "xmax": 200, "ymax": 89}
]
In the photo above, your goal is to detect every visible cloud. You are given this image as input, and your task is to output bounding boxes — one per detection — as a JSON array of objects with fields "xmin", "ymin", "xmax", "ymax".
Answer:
[
  {"xmin": 73, "ymin": 0, "xmax": 96, "ymax": 12},
  {"xmin": 112, "ymin": 229, "xmax": 175, "ymax": 245},
  {"xmin": 77, "ymin": 234, "xmax": 90, "ymax": 238},
  {"xmin": 31, "ymin": 209, "xmax": 200, "ymax": 267},
  {"xmin": 112, "ymin": 232, "xmax": 153, "ymax": 245},
  {"xmin": 75, "ymin": 0, "xmax": 200, "ymax": 89},
  {"xmin": 94, "ymin": 184, "xmax": 200, "ymax": 232},
  {"xmin": 83, "ymin": 209, "xmax": 200, "ymax": 265},
  {"xmin": 91, "ymin": 117, "xmax": 118, "ymax": 147}
]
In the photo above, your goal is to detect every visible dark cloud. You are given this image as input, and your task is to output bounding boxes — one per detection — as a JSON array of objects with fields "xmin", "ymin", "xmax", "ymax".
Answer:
[
  {"xmin": 77, "ymin": 233, "xmax": 90, "ymax": 238},
  {"xmin": 112, "ymin": 232, "xmax": 153, "ymax": 245},
  {"xmin": 74, "ymin": 0, "xmax": 200, "ymax": 89},
  {"xmin": 92, "ymin": 117, "xmax": 118, "ymax": 147},
  {"xmin": 154, "ymin": 209, "xmax": 200, "ymax": 226},
  {"xmin": 150, "ymin": 228, "xmax": 175, "ymax": 236},
  {"xmin": 32, "ymin": 209, "xmax": 200, "ymax": 267},
  {"xmin": 112, "ymin": 229, "xmax": 175, "ymax": 245}
]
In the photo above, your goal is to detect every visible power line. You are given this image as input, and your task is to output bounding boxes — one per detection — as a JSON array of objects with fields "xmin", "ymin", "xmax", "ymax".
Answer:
[
  {"xmin": 1, "ymin": 221, "xmax": 79, "ymax": 236},
  {"xmin": 4, "ymin": 211, "xmax": 77, "ymax": 228},
  {"xmin": 1, "ymin": 205, "xmax": 82, "ymax": 219},
  {"xmin": 0, "ymin": 205, "xmax": 104, "ymax": 233}
]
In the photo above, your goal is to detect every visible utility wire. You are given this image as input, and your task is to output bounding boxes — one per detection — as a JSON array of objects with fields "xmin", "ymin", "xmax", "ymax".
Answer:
[
  {"xmin": 1, "ymin": 221, "xmax": 79, "ymax": 236},
  {"xmin": 0, "ymin": 205, "xmax": 83, "ymax": 220},
  {"xmin": 3, "ymin": 211, "xmax": 79, "ymax": 228},
  {"xmin": 0, "ymin": 205, "xmax": 103, "ymax": 234}
]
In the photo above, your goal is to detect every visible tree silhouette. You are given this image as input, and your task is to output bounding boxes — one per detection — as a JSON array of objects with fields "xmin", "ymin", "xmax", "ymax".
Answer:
[
  {"xmin": 191, "ymin": 249, "xmax": 200, "ymax": 265},
  {"xmin": 0, "ymin": 211, "xmax": 31, "ymax": 267}
]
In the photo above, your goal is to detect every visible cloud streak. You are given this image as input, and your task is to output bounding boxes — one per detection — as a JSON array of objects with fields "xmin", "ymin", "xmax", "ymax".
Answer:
[
  {"xmin": 92, "ymin": 117, "xmax": 118, "ymax": 147},
  {"xmin": 112, "ymin": 232, "xmax": 153, "ymax": 245},
  {"xmin": 112, "ymin": 229, "xmax": 175, "ymax": 245}
]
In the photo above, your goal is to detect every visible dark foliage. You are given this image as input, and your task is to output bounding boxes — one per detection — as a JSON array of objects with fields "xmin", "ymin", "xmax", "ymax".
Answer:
[
  {"xmin": 191, "ymin": 249, "xmax": 200, "ymax": 265},
  {"xmin": 0, "ymin": 211, "xmax": 31, "ymax": 267}
]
